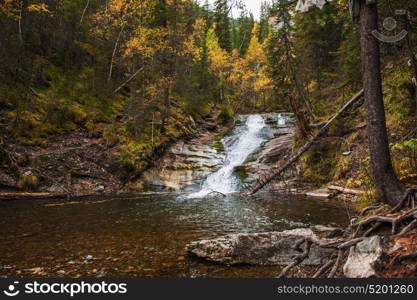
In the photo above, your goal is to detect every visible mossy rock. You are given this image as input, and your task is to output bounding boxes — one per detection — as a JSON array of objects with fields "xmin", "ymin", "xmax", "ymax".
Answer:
[
  {"xmin": 217, "ymin": 105, "xmax": 235, "ymax": 126},
  {"xmin": 212, "ymin": 134, "xmax": 225, "ymax": 153},
  {"xmin": 213, "ymin": 140, "xmax": 225, "ymax": 153},
  {"xmin": 17, "ymin": 172, "xmax": 39, "ymax": 191},
  {"xmin": 233, "ymin": 165, "xmax": 248, "ymax": 181}
]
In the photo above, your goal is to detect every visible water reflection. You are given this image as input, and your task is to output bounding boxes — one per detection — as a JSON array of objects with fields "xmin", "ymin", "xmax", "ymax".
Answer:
[{"xmin": 0, "ymin": 193, "xmax": 351, "ymax": 278}]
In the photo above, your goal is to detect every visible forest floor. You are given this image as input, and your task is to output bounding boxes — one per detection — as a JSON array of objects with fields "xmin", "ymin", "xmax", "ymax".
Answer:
[
  {"xmin": 0, "ymin": 110, "xmax": 226, "ymax": 198},
  {"xmin": 0, "ymin": 128, "xmax": 124, "ymax": 196}
]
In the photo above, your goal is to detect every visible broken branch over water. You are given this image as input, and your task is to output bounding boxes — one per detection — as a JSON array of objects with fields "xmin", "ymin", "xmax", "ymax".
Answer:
[{"xmin": 245, "ymin": 89, "xmax": 364, "ymax": 195}]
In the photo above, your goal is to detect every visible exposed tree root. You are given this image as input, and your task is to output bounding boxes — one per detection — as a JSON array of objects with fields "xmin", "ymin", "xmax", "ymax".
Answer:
[
  {"xmin": 398, "ymin": 253, "xmax": 417, "ymax": 262},
  {"xmin": 337, "ymin": 237, "xmax": 364, "ymax": 249},
  {"xmin": 312, "ymin": 259, "xmax": 334, "ymax": 278},
  {"xmin": 390, "ymin": 188, "xmax": 417, "ymax": 213},
  {"xmin": 277, "ymin": 239, "xmax": 312, "ymax": 278},
  {"xmin": 363, "ymin": 221, "xmax": 382, "ymax": 237},
  {"xmin": 328, "ymin": 249, "xmax": 344, "ymax": 278},
  {"xmin": 277, "ymin": 205, "xmax": 417, "ymax": 278},
  {"xmin": 352, "ymin": 208, "xmax": 417, "ymax": 237},
  {"xmin": 359, "ymin": 204, "xmax": 383, "ymax": 218},
  {"xmin": 397, "ymin": 219, "xmax": 417, "ymax": 236}
]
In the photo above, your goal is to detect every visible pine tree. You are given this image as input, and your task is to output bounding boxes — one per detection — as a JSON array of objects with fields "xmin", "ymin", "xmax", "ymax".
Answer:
[
  {"xmin": 234, "ymin": 10, "xmax": 254, "ymax": 56},
  {"xmin": 259, "ymin": 1, "xmax": 270, "ymax": 43},
  {"xmin": 213, "ymin": 0, "xmax": 232, "ymax": 52}
]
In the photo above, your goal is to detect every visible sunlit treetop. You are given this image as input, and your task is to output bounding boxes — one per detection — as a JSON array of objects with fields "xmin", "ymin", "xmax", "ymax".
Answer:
[{"xmin": 0, "ymin": 0, "xmax": 51, "ymax": 19}]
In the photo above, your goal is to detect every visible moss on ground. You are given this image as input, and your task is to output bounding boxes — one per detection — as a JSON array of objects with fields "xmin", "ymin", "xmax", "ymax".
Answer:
[{"xmin": 233, "ymin": 165, "xmax": 248, "ymax": 181}]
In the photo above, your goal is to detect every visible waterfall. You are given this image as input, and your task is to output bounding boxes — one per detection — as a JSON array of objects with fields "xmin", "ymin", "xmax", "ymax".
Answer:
[{"xmin": 187, "ymin": 115, "xmax": 267, "ymax": 198}]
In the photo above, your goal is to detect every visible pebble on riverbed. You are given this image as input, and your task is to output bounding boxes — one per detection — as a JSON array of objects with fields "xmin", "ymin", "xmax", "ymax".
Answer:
[{"xmin": 85, "ymin": 255, "xmax": 93, "ymax": 261}]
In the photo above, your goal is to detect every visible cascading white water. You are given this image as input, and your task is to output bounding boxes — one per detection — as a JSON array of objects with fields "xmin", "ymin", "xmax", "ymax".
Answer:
[{"xmin": 187, "ymin": 115, "xmax": 267, "ymax": 198}]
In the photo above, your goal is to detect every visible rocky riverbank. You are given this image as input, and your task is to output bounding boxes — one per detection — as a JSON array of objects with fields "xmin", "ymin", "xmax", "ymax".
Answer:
[
  {"xmin": 0, "ymin": 112, "xmax": 324, "ymax": 198},
  {"xmin": 0, "ymin": 112, "xmax": 212, "ymax": 197},
  {"xmin": 186, "ymin": 221, "xmax": 417, "ymax": 278},
  {"xmin": 0, "ymin": 129, "xmax": 124, "ymax": 196},
  {"xmin": 139, "ymin": 113, "xmax": 303, "ymax": 193}
]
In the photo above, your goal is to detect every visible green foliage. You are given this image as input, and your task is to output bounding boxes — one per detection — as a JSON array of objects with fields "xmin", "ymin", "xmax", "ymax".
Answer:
[
  {"xmin": 357, "ymin": 191, "xmax": 379, "ymax": 211},
  {"xmin": 213, "ymin": 0, "xmax": 232, "ymax": 52},
  {"xmin": 293, "ymin": 3, "xmax": 344, "ymax": 96},
  {"xmin": 384, "ymin": 63, "xmax": 416, "ymax": 137},
  {"xmin": 17, "ymin": 172, "xmax": 39, "ymax": 191},
  {"xmin": 3, "ymin": 0, "xmax": 416, "ymax": 191},
  {"xmin": 232, "ymin": 11, "xmax": 254, "ymax": 55},
  {"xmin": 0, "ymin": 0, "xmax": 279, "ymax": 181},
  {"xmin": 217, "ymin": 104, "xmax": 235, "ymax": 125},
  {"xmin": 299, "ymin": 140, "xmax": 342, "ymax": 185},
  {"xmin": 233, "ymin": 165, "xmax": 248, "ymax": 181},
  {"xmin": 258, "ymin": 1, "xmax": 270, "ymax": 43},
  {"xmin": 118, "ymin": 106, "xmax": 198, "ymax": 178},
  {"xmin": 3, "ymin": 65, "xmax": 122, "ymax": 144},
  {"xmin": 212, "ymin": 133, "xmax": 225, "ymax": 153},
  {"xmin": 392, "ymin": 139, "xmax": 417, "ymax": 181}
]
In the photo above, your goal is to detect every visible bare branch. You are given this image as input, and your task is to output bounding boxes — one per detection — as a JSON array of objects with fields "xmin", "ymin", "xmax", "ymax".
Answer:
[
  {"xmin": 328, "ymin": 249, "xmax": 343, "ymax": 278},
  {"xmin": 110, "ymin": 66, "xmax": 144, "ymax": 95},
  {"xmin": 80, "ymin": 0, "xmax": 91, "ymax": 25},
  {"xmin": 108, "ymin": 23, "xmax": 126, "ymax": 82}
]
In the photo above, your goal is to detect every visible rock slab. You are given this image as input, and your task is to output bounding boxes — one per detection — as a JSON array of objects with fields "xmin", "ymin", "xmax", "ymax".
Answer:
[
  {"xmin": 186, "ymin": 228, "xmax": 336, "ymax": 266},
  {"xmin": 343, "ymin": 236, "xmax": 393, "ymax": 278}
]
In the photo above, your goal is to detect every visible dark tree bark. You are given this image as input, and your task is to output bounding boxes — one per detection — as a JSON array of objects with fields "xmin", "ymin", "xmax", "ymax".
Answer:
[
  {"xmin": 288, "ymin": 92, "xmax": 311, "ymax": 138},
  {"xmin": 403, "ymin": 14, "xmax": 417, "ymax": 116},
  {"xmin": 160, "ymin": 86, "xmax": 170, "ymax": 133},
  {"xmin": 359, "ymin": 0, "xmax": 405, "ymax": 206}
]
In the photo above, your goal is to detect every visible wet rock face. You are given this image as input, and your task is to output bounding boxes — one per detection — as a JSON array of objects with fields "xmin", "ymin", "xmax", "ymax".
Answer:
[
  {"xmin": 140, "ymin": 133, "xmax": 225, "ymax": 191},
  {"xmin": 243, "ymin": 126, "xmax": 294, "ymax": 188},
  {"xmin": 140, "ymin": 113, "xmax": 295, "ymax": 192},
  {"xmin": 186, "ymin": 228, "xmax": 336, "ymax": 266}
]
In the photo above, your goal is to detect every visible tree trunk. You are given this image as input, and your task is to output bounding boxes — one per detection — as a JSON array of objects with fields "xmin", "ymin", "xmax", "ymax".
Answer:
[
  {"xmin": 403, "ymin": 14, "xmax": 417, "ymax": 117},
  {"xmin": 160, "ymin": 86, "xmax": 170, "ymax": 133},
  {"xmin": 359, "ymin": 0, "xmax": 405, "ymax": 206},
  {"xmin": 288, "ymin": 92, "xmax": 310, "ymax": 138}
]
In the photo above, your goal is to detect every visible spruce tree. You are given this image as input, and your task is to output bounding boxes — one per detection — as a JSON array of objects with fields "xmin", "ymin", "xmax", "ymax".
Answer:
[{"xmin": 214, "ymin": 0, "xmax": 232, "ymax": 52}]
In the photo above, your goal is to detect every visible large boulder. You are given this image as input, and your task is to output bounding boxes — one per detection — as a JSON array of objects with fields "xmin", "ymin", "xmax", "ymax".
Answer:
[
  {"xmin": 186, "ymin": 228, "xmax": 336, "ymax": 266},
  {"xmin": 343, "ymin": 236, "xmax": 397, "ymax": 278}
]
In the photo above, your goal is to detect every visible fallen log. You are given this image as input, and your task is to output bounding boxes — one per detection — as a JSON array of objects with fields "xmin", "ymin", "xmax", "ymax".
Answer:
[
  {"xmin": 245, "ymin": 89, "xmax": 364, "ymax": 195},
  {"xmin": 328, "ymin": 185, "xmax": 366, "ymax": 195},
  {"xmin": 0, "ymin": 192, "xmax": 67, "ymax": 201}
]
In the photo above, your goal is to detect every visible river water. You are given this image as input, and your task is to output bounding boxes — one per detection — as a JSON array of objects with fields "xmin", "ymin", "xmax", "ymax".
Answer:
[
  {"xmin": 0, "ymin": 193, "xmax": 350, "ymax": 278},
  {"xmin": 188, "ymin": 115, "xmax": 268, "ymax": 198},
  {"xmin": 0, "ymin": 114, "xmax": 352, "ymax": 278}
]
